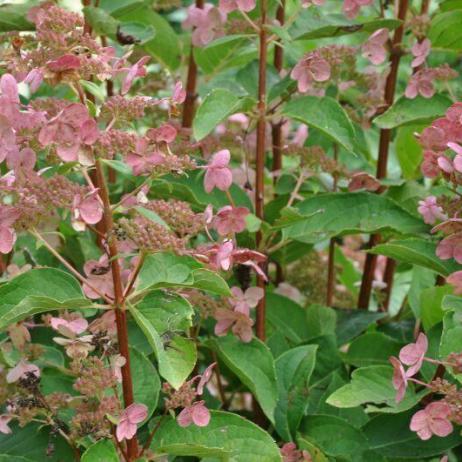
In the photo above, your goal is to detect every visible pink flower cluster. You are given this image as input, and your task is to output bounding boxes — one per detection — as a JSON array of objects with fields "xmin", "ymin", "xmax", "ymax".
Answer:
[{"xmin": 406, "ymin": 65, "xmax": 457, "ymax": 99}]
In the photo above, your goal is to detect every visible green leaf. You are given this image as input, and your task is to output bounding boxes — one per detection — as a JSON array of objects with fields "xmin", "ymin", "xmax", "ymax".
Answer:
[
  {"xmin": 306, "ymin": 305, "xmax": 337, "ymax": 340},
  {"xmin": 296, "ymin": 437, "xmax": 328, "ymax": 462},
  {"xmin": 429, "ymin": 10, "xmax": 462, "ymax": 50},
  {"xmin": 282, "ymin": 96, "xmax": 357, "ymax": 153},
  {"xmin": 151, "ymin": 411, "xmax": 282, "ymax": 461},
  {"xmin": 290, "ymin": 9, "xmax": 401, "ymax": 40},
  {"xmin": 193, "ymin": 89, "xmax": 255, "ymax": 140},
  {"xmin": 298, "ymin": 415, "xmax": 369, "ymax": 461},
  {"xmin": 335, "ymin": 309, "xmax": 386, "ymax": 345},
  {"xmin": 395, "ymin": 125, "xmax": 424, "ymax": 179},
  {"xmin": 83, "ymin": 6, "xmax": 119, "ymax": 36},
  {"xmin": 130, "ymin": 348, "xmax": 160, "ymax": 419},
  {"xmin": 326, "ymin": 365, "xmax": 429, "ymax": 413},
  {"xmin": 100, "ymin": 158, "xmax": 133, "ymax": 176},
  {"xmin": 0, "ymin": 268, "xmax": 93, "ymax": 330},
  {"xmin": 114, "ymin": 6, "xmax": 180, "ymax": 70},
  {"xmin": 374, "ymin": 95, "xmax": 453, "ymax": 129},
  {"xmin": 136, "ymin": 252, "xmax": 230, "ymax": 296},
  {"xmin": 118, "ymin": 21, "xmax": 156, "ymax": 45},
  {"xmin": 128, "ymin": 302, "xmax": 196, "ymax": 388},
  {"xmin": 274, "ymin": 345, "xmax": 317, "ymax": 440},
  {"xmin": 0, "ymin": 2, "xmax": 35, "ymax": 32},
  {"xmin": 369, "ymin": 238, "xmax": 459, "ymax": 276},
  {"xmin": 363, "ymin": 411, "xmax": 462, "ymax": 458},
  {"xmin": 81, "ymin": 440, "xmax": 118, "ymax": 462},
  {"xmin": 421, "ymin": 285, "xmax": 452, "ymax": 331},
  {"xmin": 0, "ymin": 423, "xmax": 73, "ymax": 461},
  {"xmin": 343, "ymin": 333, "xmax": 402, "ymax": 367},
  {"xmin": 440, "ymin": 306, "xmax": 462, "ymax": 382},
  {"xmin": 283, "ymin": 192, "xmax": 427, "ymax": 244},
  {"xmin": 208, "ymin": 336, "xmax": 278, "ymax": 424}
]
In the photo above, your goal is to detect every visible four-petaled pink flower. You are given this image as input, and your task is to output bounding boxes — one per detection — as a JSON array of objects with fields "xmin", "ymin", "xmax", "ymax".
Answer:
[
  {"xmin": 213, "ymin": 206, "xmax": 249, "ymax": 235},
  {"xmin": 436, "ymin": 233, "xmax": 462, "ymax": 264},
  {"xmin": 417, "ymin": 196, "xmax": 446, "ymax": 224},
  {"xmin": 405, "ymin": 72, "xmax": 435, "ymax": 99},
  {"xmin": 6, "ymin": 360, "xmax": 40, "ymax": 384},
  {"xmin": 183, "ymin": 4, "xmax": 226, "ymax": 47},
  {"xmin": 228, "ymin": 286, "xmax": 264, "ymax": 316},
  {"xmin": 116, "ymin": 403, "xmax": 148, "ymax": 442},
  {"xmin": 50, "ymin": 316, "xmax": 88, "ymax": 338},
  {"xmin": 218, "ymin": 0, "xmax": 256, "ymax": 14},
  {"xmin": 177, "ymin": 400, "xmax": 210, "ymax": 427},
  {"xmin": 291, "ymin": 54, "xmax": 331, "ymax": 93},
  {"xmin": 410, "ymin": 401, "xmax": 453, "ymax": 440},
  {"xmin": 0, "ymin": 206, "xmax": 20, "ymax": 254},
  {"xmin": 0, "ymin": 415, "xmax": 12, "ymax": 435},
  {"xmin": 126, "ymin": 137, "xmax": 165, "ymax": 176},
  {"xmin": 411, "ymin": 39, "xmax": 431, "ymax": 68},
  {"xmin": 38, "ymin": 103, "xmax": 99, "ymax": 162},
  {"xmin": 214, "ymin": 308, "xmax": 254, "ymax": 342},
  {"xmin": 362, "ymin": 28, "xmax": 388, "ymax": 65},
  {"xmin": 389, "ymin": 356, "xmax": 409, "ymax": 403},
  {"xmin": 72, "ymin": 190, "xmax": 103, "ymax": 230},
  {"xmin": 204, "ymin": 150, "xmax": 233, "ymax": 193},
  {"xmin": 399, "ymin": 333, "xmax": 428, "ymax": 376},
  {"xmin": 343, "ymin": 0, "xmax": 373, "ymax": 19},
  {"xmin": 7, "ymin": 147, "xmax": 36, "ymax": 173}
]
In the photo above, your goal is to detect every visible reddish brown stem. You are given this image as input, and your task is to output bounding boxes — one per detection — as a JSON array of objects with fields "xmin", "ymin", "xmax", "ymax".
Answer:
[
  {"xmin": 255, "ymin": 0, "xmax": 268, "ymax": 342},
  {"xmin": 271, "ymin": 0, "xmax": 285, "ymax": 187},
  {"xmin": 381, "ymin": 258, "xmax": 397, "ymax": 311},
  {"xmin": 94, "ymin": 160, "xmax": 138, "ymax": 460},
  {"xmin": 182, "ymin": 0, "xmax": 204, "ymax": 128},
  {"xmin": 357, "ymin": 0, "xmax": 409, "ymax": 310}
]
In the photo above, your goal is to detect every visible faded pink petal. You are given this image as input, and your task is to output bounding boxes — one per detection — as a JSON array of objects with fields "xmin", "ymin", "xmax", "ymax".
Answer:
[
  {"xmin": 410, "ymin": 401, "xmax": 453, "ymax": 441},
  {"xmin": 0, "ymin": 74, "xmax": 19, "ymax": 103},
  {"xmin": 411, "ymin": 39, "xmax": 431, "ymax": 68},
  {"xmin": 362, "ymin": 28, "xmax": 388, "ymax": 65},
  {"xmin": 0, "ymin": 226, "xmax": 16, "ymax": 254},
  {"xmin": 172, "ymin": 81, "xmax": 186, "ymax": 104},
  {"xmin": 196, "ymin": 363, "xmax": 215, "ymax": 395},
  {"xmin": 389, "ymin": 356, "xmax": 408, "ymax": 403},
  {"xmin": 0, "ymin": 415, "xmax": 12, "ymax": 435},
  {"xmin": 399, "ymin": 333, "xmax": 428, "ymax": 376},
  {"xmin": 47, "ymin": 54, "xmax": 81, "ymax": 72},
  {"xmin": 190, "ymin": 401, "xmax": 210, "ymax": 426},
  {"xmin": 417, "ymin": 196, "xmax": 446, "ymax": 224},
  {"xmin": 116, "ymin": 403, "xmax": 148, "ymax": 441},
  {"xmin": 6, "ymin": 360, "xmax": 40, "ymax": 383},
  {"xmin": 213, "ymin": 206, "xmax": 249, "ymax": 235}
]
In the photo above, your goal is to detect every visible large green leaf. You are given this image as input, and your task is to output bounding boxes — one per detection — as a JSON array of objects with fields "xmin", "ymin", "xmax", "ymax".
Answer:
[
  {"xmin": 343, "ymin": 333, "xmax": 402, "ymax": 367},
  {"xmin": 374, "ymin": 95, "xmax": 452, "ymax": 129},
  {"xmin": 420, "ymin": 285, "xmax": 452, "ymax": 331},
  {"xmin": 335, "ymin": 309, "xmax": 386, "ymax": 345},
  {"xmin": 282, "ymin": 96, "xmax": 357, "ymax": 153},
  {"xmin": 369, "ymin": 239, "xmax": 459, "ymax": 276},
  {"xmin": 151, "ymin": 411, "xmax": 281, "ymax": 461},
  {"xmin": 208, "ymin": 336, "xmax": 278, "ymax": 424},
  {"xmin": 274, "ymin": 345, "xmax": 317, "ymax": 440},
  {"xmin": 440, "ymin": 302, "xmax": 462, "ymax": 382},
  {"xmin": 0, "ymin": 423, "xmax": 73, "ymax": 461},
  {"xmin": 128, "ymin": 303, "xmax": 197, "ymax": 389},
  {"xmin": 113, "ymin": 5, "xmax": 180, "ymax": 70},
  {"xmin": 0, "ymin": 268, "xmax": 93, "ymax": 330},
  {"xmin": 81, "ymin": 440, "xmax": 118, "ymax": 462},
  {"xmin": 395, "ymin": 125, "xmax": 424, "ymax": 179},
  {"xmin": 0, "ymin": 2, "xmax": 36, "ymax": 32},
  {"xmin": 193, "ymin": 89, "xmax": 255, "ymax": 140},
  {"xmin": 298, "ymin": 415, "xmax": 369, "ymax": 461},
  {"xmin": 429, "ymin": 10, "xmax": 462, "ymax": 50},
  {"xmin": 136, "ymin": 252, "xmax": 230, "ymax": 296},
  {"xmin": 363, "ymin": 411, "xmax": 462, "ymax": 458},
  {"xmin": 326, "ymin": 365, "xmax": 429, "ymax": 413},
  {"xmin": 129, "ymin": 348, "xmax": 160, "ymax": 420},
  {"xmin": 290, "ymin": 9, "xmax": 400, "ymax": 40},
  {"xmin": 282, "ymin": 192, "xmax": 427, "ymax": 244}
]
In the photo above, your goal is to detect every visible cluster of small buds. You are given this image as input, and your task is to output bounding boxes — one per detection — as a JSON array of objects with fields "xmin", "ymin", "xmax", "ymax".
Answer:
[
  {"xmin": 72, "ymin": 357, "xmax": 118, "ymax": 397},
  {"xmin": 93, "ymin": 129, "xmax": 138, "ymax": 160},
  {"xmin": 144, "ymin": 199, "xmax": 204, "ymax": 238},
  {"xmin": 280, "ymin": 442, "xmax": 313, "ymax": 462},
  {"xmin": 186, "ymin": 289, "xmax": 224, "ymax": 318},
  {"xmin": 406, "ymin": 65, "xmax": 458, "ymax": 99},
  {"xmin": 100, "ymin": 95, "xmax": 157, "ymax": 124},
  {"xmin": 163, "ymin": 381, "xmax": 197, "ymax": 410},
  {"xmin": 117, "ymin": 216, "xmax": 187, "ymax": 254},
  {"xmin": 408, "ymin": 14, "xmax": 431, "ymax": 40}
]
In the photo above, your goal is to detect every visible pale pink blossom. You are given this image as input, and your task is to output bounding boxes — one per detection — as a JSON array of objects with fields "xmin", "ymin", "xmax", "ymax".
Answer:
[
  {"xmin": 348, "ymin": 172, "xmax": 380, "ymax": 192},
  {"xmin": 0, "ymin": 206, "xmax": 19, "ymax": 254},
  {"xmin": 89, "ymin": 310, "xmax": 117, "ymax": 336},
  {"xmin": 126, "ymin": 138, "xmax": 164, "ymax": 176},
  {"xmin": 0, "ymin": 415, "xmax": 12, "ymax": 435},
  {"xmin": 274, "ymin": 283, "xmax": 304, "ymax": 304},
  {"xmin": 50, "ymin": 316, "xmax": 88, "ymax": 338},
  {"xmin": 54, "ymin": 335, "xmax": 94, "ymax": 358},
  {"xmin": 411, "ymin": 39, "xmax": 431, "ymax": 68},
  {"xmin": 406, "ymin": 70, "xmax": 436, "ymax": 99},
  {"xmin": 214, "ymin": 308, "xmax": 254, "ymax": 342},
  {"xmin": 417, "ymin": 196, "xmax": 446, "ymax": 224},
  {"xmin": 6, "ymin": 147, "xmax": 36, "ymax": 173},
  {"xmin": 213, "ymin": 206, "xmax": 249, "ymax": 235},
  {"xmin": 343, "ymin": 0, "xmax": 373, "ymax": 19},
  {"xmin": 410, "ymin": 401, "xmax": 453, "ymax": 440},
  {"xmin": 120, "ymin": 57, "xmax": 150, "ymax": 95},
  {"xmin": 6, "ymin": 360, "xmax": 40, "ymax": 383},
  {"xmin": 111, "ymin": 354, "xmax": 126, "ymax": 383},
  {"xmin": 83, "ymin": 255, "xmax": 114, "ymax": 299},
  {"xmin": 172, "ymin": 81, "xmax": 186, "ymax": 104},
  {"xmin": 362, "ymin": 28, "xmax": 388, "ymax": 65},
  {"xmin": 228, "ymin": 286, "xmax": 264, "ymax": 315},
  {"xmin": 177, "ymin": 400, "xmax": 210, "ymax": 427},
  {"xmin": 447, "ymin": 270, "xmax": 462, "ymax": 295},
  {"xmin": 421, "ymin": 151, "xmax": 441, "ymax": 178},
  {"xmin": 399, "ymin": 333, "xmax": 428, "ymax": 376},
  {"xmin": 218, "ymin": 0, "xmax": 255, "ymax": 13},
  {"xmin": 204, "ymin": 150, "xmax": 233, "ymax": 193},
  {"xmin": 24, "ymin": 68, "xmax": 44, "ymax": 93},
  {"xmin": 196, "ymin": 363, "xmax": 215, "ymax": 396},
  {"xmin": 436, "ymin": 233, "xmax": 462, "ymax": 264},
  {"xmin": 389, "ymin": 356, "xmax": 409, "ymax": 403},
  {"xmin": 447, "ymin": 141, "xmax": 462, "ymax": 172},
  {"xmin": 291, "ymin": 54, "xmax": 331, "ymax": 93},
  {"xmin": 183, "ymin": 4, "xmax": 226, "ymax": 47},
  {"xmin": 291, "ymin": 124, "xmax": 309, "ymax": 147},
  {"xmin": 8, "ymin": 322, "xmax": 31, "ymax": 350},
  {"xmin": 72, "ymin": 190, "xmax": 103, "ymax": 230},
  {"xmin": 116, "ymin": 403, "xmax": 148, "ymax": 441},
  {"xmin": 437, "ymin": 155, "xmax": 454, "ymax": 174}
]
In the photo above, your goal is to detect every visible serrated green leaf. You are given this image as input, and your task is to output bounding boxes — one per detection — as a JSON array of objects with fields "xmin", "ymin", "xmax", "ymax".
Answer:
[{"xmin": 81, "ymin": 440, "xmax": 118, "ymax": 462}]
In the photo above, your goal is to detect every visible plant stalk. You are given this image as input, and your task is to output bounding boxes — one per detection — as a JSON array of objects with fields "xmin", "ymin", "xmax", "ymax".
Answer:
[{"xmin": 357, "ymin": 0, "xmax": 409, "ymax": 310}]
